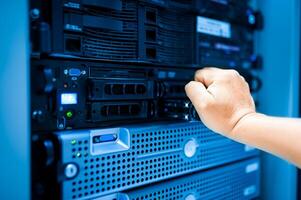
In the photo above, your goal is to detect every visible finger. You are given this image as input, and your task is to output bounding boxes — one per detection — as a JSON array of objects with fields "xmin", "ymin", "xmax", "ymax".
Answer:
[
  {"xmin": 194, "ymin": 67, "xmax": 222, "ymax": 87},
  {"xmin": 240, "ymin": 75, "xmax": 246, "ymax": 82},
  {"xmin": 185, "ymin": 81, "xmax": 212, "ymax": 108}
]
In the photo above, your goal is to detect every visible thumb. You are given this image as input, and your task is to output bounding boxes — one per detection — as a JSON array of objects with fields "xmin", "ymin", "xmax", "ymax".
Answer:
[{"xmin": 185, "ymin": 81, "xmax": 212, "ymax": 110}]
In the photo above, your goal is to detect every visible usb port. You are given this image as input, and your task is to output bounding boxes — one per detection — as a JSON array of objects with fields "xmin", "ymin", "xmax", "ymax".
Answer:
[{"xmin": 93, "ymin": 134, "xmax": 117, "ymax": 143}]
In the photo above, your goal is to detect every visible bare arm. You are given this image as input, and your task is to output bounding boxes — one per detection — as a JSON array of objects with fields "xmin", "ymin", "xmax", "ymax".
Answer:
[
  {"xmin": 232, "ymin": 113, "xmax": 301, "ymax": 167},
  {"xmin": 185, "ymin": 68, "xmax": 301, "ymax": 168}
]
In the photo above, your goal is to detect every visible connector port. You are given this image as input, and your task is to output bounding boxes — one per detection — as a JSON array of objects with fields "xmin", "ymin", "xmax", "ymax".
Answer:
[{"xmin": 90, "ymin": 128, "xmax": 130, "ymax": 155}]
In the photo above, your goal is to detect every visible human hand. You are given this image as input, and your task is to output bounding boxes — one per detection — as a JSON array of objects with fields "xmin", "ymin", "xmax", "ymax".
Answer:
[{"xmin": 185, "ymin": 68, "xmax": 256, "ymax": 137}]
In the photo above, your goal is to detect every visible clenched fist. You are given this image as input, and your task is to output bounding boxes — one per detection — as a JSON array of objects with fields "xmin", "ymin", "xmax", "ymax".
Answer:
[{"xmin": 185, "ymin": 68, "xmax": 256, "ymax": 137}]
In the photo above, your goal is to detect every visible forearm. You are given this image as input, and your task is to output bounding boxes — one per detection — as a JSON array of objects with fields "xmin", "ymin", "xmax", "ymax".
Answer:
[
  {"xmin": 230, "ymin": 113, "xmax": 301, "ymax": 168},
  {"xmin": 186, "ymin": 68, "xmax": 301, "ymax": 168}
]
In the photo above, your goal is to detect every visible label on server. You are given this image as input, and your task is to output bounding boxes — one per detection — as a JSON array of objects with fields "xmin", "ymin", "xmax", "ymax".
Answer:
[{"xmin": 197, "ymin": 16, "xmax": 231, "ymax": 38}]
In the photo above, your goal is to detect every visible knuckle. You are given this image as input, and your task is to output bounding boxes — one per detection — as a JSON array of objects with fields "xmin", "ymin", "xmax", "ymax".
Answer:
[
  {"xmin": 194, "ymin": 67, "xmax": 212, "ymax": 79},
  {"xmin": 194, "ymin": 70, "xmax": 202, "ymax": 79},
  {"xmin": 194, "ymin": 69, "xmax": 199, "ymax": 75},
  {"xmin": 219, "ymin": 75, "xmax": 232, "ymax": 83},
  {"xmin": 219, "ymin": 70, "xmax": 240, "ymax": 82},
  {"xmin": 245, "ymin": 82, "xmax": 251, "ymax": 90},
  {"xmin": 240, "ymin": 75, "xmax": 246, "ymax": 81},
  {"xmin": 228, "ymin": 69, "xmax": 240, "ymax": 77},
  {"xmin": 185, "ymin": 81, "xmax": 195, "ymax": 91},
  {"xmin": 203, "ymin": 67, "xmax": 213, "ymax": 71},
  {"xmin": 195, "ymin": 69, "xmax": 202, "ymax": 75}
]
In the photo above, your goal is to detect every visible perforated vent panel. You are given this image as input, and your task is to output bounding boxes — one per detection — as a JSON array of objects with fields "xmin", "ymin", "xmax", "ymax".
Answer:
[
  {"xmin": 56, "ymin": 122, "xmax": 258, "ymax": 200},
  {"xmin": 157, "ymin": 11, "xmax": 194, "ymax": 65},
  {"xmin": 123, "ymin": 158, "xmax": 260, "ymax": 200},
  {"xmin": 82, "ymin": 0, "xmax": 138, "ymax": 61}
]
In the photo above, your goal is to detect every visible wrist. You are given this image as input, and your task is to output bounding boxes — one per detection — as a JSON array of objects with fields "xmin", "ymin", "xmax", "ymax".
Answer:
[{"xmin": 228, "ymin": 111, "xmax": 262, "ymax": 139}]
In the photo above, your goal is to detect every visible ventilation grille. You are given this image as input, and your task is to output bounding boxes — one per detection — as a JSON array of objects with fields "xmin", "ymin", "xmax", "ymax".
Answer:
[
  {"xmin": 89, "ymin": 67, "xmax": 148, "ymax": 79},
  {"xmin": 170, "ymin": 0, "xmax": 194, "ymax": 5},
  {"xmin": 125, "ymin": 158, "xmax": 260, "ymax": 200},
  {"xmin": 57, "ymin": 122, "xmax": 258, "ymax": 200},
  {"xmin": 82, "ymin": 0, "xmax": 138, "ymax": 61},
  {"xmin": 157, "ymin": 11, "xmax": 194, "ymax": 65}
]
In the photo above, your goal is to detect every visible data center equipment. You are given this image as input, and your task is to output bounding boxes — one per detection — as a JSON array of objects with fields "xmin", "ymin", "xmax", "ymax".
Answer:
[
  {"xmin": 30, "ymin": 0, "xmax": 262, "ymax": 69},
  {"xmin": 31, "ymin": 60, "xmax": 197, "ymax": 131},
  {"xmin": 33, "ymin": 122, "xmax": 258, "ymax": 199},
  {"xmin": 30, "ymin": 0, "xmax": 263, "ymax": 199},
  {"xmin": 99, "ymin": 158, "xmax": 260, "ymax": 200},
  {"xmin": 31, "ymin": 59, "xmax": 261, "ymax": 132}
]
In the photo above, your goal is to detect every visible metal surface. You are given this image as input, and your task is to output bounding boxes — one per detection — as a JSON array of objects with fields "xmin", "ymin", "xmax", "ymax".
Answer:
[
  {"xmin": 56, "ymin": 121, "xmax": 259, "ymax": 199},
  {"xmin": 97, "ymin": 158, "xmax": 260, "ymax": 200}
]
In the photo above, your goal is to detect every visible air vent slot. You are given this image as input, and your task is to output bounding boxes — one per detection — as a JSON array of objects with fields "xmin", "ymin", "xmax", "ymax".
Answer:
[
  {"xmin": 90, "ymin": 68, "xmax": 147, "ymax": 79},
  {"xmin": 65, "ymin": 36, "xmax": 81, "ymax": 52},
  {"xmin": 146, "ymin": 47, "xmax": 157, "ymax": 59},
  {"xmin": 146, "ymin": 29, "xmax": 157, "ymax": 42},
  {"xmin": 146, "ymin": 9, "xmax": 157, "ymax": 23}
]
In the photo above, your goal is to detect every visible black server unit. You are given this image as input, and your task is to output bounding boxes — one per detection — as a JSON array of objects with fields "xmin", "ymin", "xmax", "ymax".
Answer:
[{"xmin": 30, "ymin": 0, "xmax": 263, "ymax": 199}]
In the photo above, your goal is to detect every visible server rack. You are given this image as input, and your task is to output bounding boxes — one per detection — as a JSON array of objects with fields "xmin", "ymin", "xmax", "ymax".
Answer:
[{"xmin": 30, "ymin": 1, "xmax": 264, "ymax": 199}]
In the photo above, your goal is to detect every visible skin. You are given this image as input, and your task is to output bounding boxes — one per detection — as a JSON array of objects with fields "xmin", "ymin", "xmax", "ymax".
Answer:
[{"xmin": 185, "ymin": 67, "xmax": 301, "ymax": 168}]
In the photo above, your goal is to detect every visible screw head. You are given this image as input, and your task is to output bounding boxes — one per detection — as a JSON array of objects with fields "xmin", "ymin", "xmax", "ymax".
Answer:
[
  {"xmin": 31, "ymin": 8, "xmax": 40, "ymax": 19},
  {"xmin": 65, "ymin": 163, "xmax": 78, "ymax": 178},
  {"xmin": 185, "ymin": 194, "xmax": 196, "ymax": 200},
  {"xmin": 184, "ymin": 139, "xmax": 198, "ymax": 158}
]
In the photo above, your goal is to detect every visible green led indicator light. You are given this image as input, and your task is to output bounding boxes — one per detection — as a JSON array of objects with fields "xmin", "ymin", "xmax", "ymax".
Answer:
[
  {"xmin": 76, "ymin": 152, "xmax": 81, "ymax": 157},
  {"xmin": 66, "ymin": 111, "xmax": 73, "ymax": 118},
  {"xmin": 71, "ymin": 139, "xmax": 76, "ymax": 145}
]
